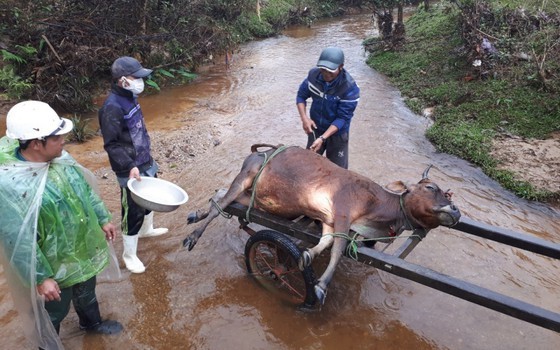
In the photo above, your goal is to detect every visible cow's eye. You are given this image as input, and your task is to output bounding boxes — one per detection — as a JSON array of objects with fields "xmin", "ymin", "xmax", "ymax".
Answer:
[{"xmin": 425, "ymin": 184, "xmax": 437, "ymax": 191}]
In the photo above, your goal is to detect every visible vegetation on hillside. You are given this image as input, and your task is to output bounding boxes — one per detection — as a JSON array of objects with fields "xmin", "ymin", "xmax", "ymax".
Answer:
[
  {"xmin": 366, "ymin": 0, "xmax": 560, "ymax": 201},
  {"xmin": 0, "ymin": 0, "xmax": 368, "ymax": 113}
]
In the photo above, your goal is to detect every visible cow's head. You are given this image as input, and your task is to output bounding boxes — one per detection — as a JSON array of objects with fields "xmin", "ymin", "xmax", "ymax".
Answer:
[{"xmin": 385, "ymin": 165, "xmax": 461, "ymax": 229}]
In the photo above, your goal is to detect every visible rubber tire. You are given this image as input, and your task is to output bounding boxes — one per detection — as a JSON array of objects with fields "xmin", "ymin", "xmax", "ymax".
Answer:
[{"xmin": 245, "ymin": 229, "xmax": 316, "ymax": 307}]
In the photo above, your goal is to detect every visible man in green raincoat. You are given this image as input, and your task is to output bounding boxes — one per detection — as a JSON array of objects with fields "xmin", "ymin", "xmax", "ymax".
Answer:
[{"xmin": 0, "ymin": 101, "xmax": 123, "ymax": 349}]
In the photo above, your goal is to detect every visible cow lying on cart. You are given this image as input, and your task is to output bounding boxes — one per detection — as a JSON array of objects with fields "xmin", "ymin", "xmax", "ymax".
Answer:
[{"xmin": 183, "ymin": 144, "xmax": 461, "ymax": 305}]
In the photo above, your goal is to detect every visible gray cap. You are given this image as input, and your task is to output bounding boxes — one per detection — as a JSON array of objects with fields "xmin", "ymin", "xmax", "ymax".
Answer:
[
  {"xmin": 316, "ymin": 47, "xmax": 344, "ymax": 72},
  {"xmin": 111, "ymin": 56, "xmax": 153, "ymax": 78}
]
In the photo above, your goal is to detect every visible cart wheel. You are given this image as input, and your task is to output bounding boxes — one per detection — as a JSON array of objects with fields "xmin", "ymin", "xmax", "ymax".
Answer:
[{"xmin": 245, "ymin": 230, "xmax": 316, "ymax": 307}]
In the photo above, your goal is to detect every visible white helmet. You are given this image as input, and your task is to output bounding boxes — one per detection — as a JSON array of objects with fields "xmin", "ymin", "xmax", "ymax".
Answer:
[{"xmin": 6, "ymin": 100, "xmax": 74, "ymax": 140}]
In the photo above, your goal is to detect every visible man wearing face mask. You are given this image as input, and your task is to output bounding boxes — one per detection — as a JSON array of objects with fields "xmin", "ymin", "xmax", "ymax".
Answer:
[{"xmin": 98, "ymin": 56, "xmax": 168, "ymax": 274}]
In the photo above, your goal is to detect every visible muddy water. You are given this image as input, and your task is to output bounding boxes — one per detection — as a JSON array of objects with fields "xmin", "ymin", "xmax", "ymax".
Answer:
[{"xmin": 2, "ymin": 13, "xmax": 560, "ymax": 350}]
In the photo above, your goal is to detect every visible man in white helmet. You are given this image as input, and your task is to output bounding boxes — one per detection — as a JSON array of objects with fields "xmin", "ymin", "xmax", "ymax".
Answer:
[
  {"xmin": 0, "ymin": 100, "xmax": 123, "ymax": 349},
  {"xmin": 296, "ymin": 47, "xmax": 360, "ymax": 169},
  {"xmin": 98, "ymin": 56, "xmax": 168, "ymax": 274}
]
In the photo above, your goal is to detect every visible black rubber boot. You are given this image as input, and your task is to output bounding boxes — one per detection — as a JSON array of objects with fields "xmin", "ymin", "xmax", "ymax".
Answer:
[
  {"xmin": 82, "ymin": 320, "xmax": 124, "ymax": 335},
  {"xmin": 76, "ymin": 299, "xmax": 103, "ymax": 330}
]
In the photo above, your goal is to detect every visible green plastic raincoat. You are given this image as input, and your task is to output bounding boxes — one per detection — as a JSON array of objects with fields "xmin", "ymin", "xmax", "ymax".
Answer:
[{"xmin": 0, "ymin": 136, "xmax": 112, "ymax": 349}]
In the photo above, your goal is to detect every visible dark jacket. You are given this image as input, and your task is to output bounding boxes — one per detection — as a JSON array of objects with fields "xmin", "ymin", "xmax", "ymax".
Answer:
[
  {"xmin": 98, "ymin": 85, "xmax": 153, "ymax": 178},
  {"xmin": 296, "ymin": 67, "xmax": 360, "ymax": 134}
]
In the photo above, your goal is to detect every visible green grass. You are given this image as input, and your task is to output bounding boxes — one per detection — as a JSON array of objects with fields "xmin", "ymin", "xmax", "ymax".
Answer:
[
  {"xmin": 366, "ymin": 1, "xmax": 560, "ymax": 201},
  {"xmin": 68, "ymin": 114, "xmax": 96, "ymax": 143}
]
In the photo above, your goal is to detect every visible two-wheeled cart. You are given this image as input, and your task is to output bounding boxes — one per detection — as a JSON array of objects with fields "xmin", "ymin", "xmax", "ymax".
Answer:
[{"xmin": 224, "ymin": 202, "xmax": 560, "ymax": 333}]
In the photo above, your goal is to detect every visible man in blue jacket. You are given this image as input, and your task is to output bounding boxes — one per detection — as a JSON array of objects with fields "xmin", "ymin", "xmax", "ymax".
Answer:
[{"xmin": 296, "ymin": 47, "xmax": 360, "ymax": 169}]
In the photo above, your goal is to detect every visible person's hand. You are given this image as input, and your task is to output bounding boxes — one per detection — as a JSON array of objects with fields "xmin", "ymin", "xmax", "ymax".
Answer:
[
  {"xmin": 309, "ymin": 137, "xmax": 323, "ymax": 153},
  {"xmin": 129, "ymin": 167, "xmax": 141, "ymax": 181},
  {"xmin": 102, "ymin": 222, "xmax": 118, "ymax": 241},
  {"xmin": 37, "ymin": 278, "xmax": 61, "ymax": 302},
  {"xmin": 302, "ymin": 118, "xmax": 316, "ymax": 134}
]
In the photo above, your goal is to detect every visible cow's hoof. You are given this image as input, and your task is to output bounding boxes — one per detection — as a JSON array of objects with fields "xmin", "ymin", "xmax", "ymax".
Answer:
[
  {"xmin": 182, "ymin": 236, "xmax": 197, "ymax": 251},
  {"xmin": 298, "ymin": 250, "xmax": 312, "ymax": 271},
  {"xmin": 187, "ymin": 212, "xmax": 199, "ymax": 224},
  {"xmin": 314, "ymin": 285, "xmax": 327, "ymax": 305}
]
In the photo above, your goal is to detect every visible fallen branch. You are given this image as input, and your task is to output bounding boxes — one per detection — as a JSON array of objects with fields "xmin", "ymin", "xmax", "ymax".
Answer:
[{"xmin": 41, "ymin": 35, "xmax": 63, "ymax": 63}]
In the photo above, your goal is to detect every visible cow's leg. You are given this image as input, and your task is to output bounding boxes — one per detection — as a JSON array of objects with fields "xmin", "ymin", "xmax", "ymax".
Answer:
[
  {"xmin": 310, "ymin": 217, "xmax": 351, "ymax": 304},
  {"xmin": 298, "ymin": 224, "xmax": 335, "ymax": 270},
  {"xmin": 314, "ymin": 236, "xmax": 348, "ymax": 305},
  {"xmin": 183, "ymin": 154, "xmax": 263, "ymax": 251},
  {"xmin": 187, "ymin": 188, "xmax": 228, "ymax": 224},
  {"xmin": 183, "ymin": 176, "xmax": 253, "ymax": 250}
]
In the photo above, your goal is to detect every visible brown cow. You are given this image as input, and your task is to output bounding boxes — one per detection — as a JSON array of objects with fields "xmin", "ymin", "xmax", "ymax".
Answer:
[{"xmin": 183, "ymin": 144, "xmax": 461, "ymax": 304}]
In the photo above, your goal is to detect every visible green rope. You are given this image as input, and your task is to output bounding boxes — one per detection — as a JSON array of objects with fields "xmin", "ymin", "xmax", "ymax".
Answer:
[
  {"xmin": 399, "ymin": 194, "xmax": 414, "ymax": 230},
  {"xmin": 210, "ymin": 197, "xmax": 233, "ymax": 219},
  {"xmin": 397, "ymin": 194, "xmax": 428, "ymax": 241},
  {"xmin": 325, "ymin": 232, "xmax": 424, "ymax": 261},
  {"xmin": 245, "ymin": 145, "xmax": 290, "ymax": 222}
]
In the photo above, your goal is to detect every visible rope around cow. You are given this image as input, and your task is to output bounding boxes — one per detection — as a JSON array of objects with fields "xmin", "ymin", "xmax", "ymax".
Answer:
[
  {"xmin": 209, "ymin": 145, "xmax": 291, "ymax": 222},
  {"xmin": 326, "ymin": 232, "xmax": 425, "ymax": 261}
]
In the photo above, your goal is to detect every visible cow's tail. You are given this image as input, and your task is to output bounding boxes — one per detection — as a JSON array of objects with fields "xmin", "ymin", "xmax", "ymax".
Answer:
[{"xmin": 250, "ymin": 144, "xmax": 284, "ymax": 153}]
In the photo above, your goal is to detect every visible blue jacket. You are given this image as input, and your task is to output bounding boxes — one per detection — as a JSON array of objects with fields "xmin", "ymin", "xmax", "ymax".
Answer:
[
  {"xmin": 296, "ymin": 67, "xmax": 360, "ymax": 134},
  {"xmin": 98, "ymin": 85, "xmax": 153, "ymax": 178}
]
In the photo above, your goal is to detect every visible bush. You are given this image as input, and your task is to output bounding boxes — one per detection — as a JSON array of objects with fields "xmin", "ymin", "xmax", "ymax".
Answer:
[{"xmin": 366, "ymin": 1, "xmax": 560, "ymax": 201}]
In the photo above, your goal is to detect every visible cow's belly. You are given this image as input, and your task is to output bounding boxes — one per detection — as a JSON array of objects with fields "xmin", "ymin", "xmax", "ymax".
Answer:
[
  {"xmin": 255, "ymin": 187, "xmax": 334, "ymax": 221},
  {"xmin": 350, "ymin": 222, "xmax": 388, "ymax": 239}
]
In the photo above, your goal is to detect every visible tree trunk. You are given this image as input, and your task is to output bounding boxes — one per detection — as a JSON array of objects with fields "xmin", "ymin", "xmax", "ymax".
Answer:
[
  {"xmin": 142, "ymin": 0, "xmax": 148, "ymax": 35},
  {"xmin": 378, "ymin": 11, "xmax": 394, "ymax": 40}
]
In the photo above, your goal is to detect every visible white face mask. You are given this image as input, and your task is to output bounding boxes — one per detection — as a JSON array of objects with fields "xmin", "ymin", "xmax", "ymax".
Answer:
[{"xmin": 121, "ymin": 77, "xmax": 145, "ymax": 95}]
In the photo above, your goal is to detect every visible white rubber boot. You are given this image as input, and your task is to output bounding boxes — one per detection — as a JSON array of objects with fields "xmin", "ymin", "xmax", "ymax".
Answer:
[
  {"xmin": 122, "ymin": 234, "xmax": 145, "ymax": 273},
  {"xmin": 138, "ymin": 212, "xmax": 168, "ymax": 238}
]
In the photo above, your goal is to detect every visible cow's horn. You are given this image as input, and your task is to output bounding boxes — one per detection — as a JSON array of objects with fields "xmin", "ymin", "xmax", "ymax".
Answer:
[{"xmin": 422, "ymin": 164, "xmax": 433, "ymax": 179}]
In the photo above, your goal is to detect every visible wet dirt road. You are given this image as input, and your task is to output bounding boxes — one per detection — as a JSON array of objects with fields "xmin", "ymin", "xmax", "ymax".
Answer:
[{"xmin": 1, "ymin": 13, "xmax": 560, "ymax": 350}]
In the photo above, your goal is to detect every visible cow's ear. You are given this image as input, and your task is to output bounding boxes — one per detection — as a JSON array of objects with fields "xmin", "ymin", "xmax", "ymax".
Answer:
[{"xmin": 385, "ymin": 181, "xmax": 408, "ymax": 195}]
